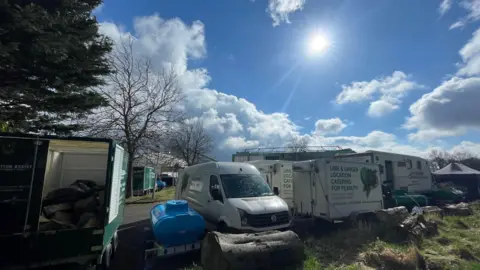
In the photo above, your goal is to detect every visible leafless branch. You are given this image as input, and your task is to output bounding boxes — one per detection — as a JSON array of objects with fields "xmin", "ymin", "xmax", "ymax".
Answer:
[
  {"xmin": 287, "ymin": 137, "xmax": 309, "ymax": 153},
  {"xmin": 85, "ymin": 36, "xmax": 183, "ymax": 157},
  {"xmin": 164, "ymin": 120, "xmax": 214, "ymax": 166}
]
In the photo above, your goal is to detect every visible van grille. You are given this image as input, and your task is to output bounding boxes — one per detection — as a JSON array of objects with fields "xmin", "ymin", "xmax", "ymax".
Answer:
[{"xmin": 246, "ymin": 211, "xmax": 290, "ymax": 228}]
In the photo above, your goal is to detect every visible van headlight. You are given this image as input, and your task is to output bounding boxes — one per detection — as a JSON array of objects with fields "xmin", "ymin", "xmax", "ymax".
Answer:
[{"xmin": 237, "ymin": 208, "xmax": 249, "ymax": 227}]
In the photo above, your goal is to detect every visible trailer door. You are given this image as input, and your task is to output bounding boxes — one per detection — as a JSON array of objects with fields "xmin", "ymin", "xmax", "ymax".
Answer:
[
  {"xmin": 385, "ymin": 160, "xmax": 394, "ymax": 187},
  {"xmin": 0, "ymin": 136, "xmax": 49, "ymax": 235}
]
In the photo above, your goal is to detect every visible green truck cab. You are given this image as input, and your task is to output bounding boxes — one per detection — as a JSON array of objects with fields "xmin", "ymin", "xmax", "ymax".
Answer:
[{"xmin": 0, "ymin": 133, "xmax": 127, "ymax": 269}]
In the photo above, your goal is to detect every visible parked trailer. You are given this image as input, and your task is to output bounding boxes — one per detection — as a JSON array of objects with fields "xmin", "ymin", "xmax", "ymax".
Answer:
[
  {"xmin": 133, "ymin": 166, "xmax": 156, "ymax": 196},
  {"xmin": 335, "ymin": 150, "xmax": 464, "ymax": 204},
  {"xmin": 292, "ymin": 159, "xmax": 384, "ymax": 221},
  {"xmin": 0, "ymin": 133, "xmax": 127, "ymax": 270},
  {"xmin": 246, "ymin": 160, "xmax": 294, "ymax": 211},
  {"xmin": 335, "ymin": 150, "xmax": 432, "ymax": 193}
]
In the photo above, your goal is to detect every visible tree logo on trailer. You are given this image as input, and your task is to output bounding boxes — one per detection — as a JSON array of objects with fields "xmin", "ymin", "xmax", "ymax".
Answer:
[{"xmin": 360, "ymin": 167, "xmax": 379, "ymax": 198}]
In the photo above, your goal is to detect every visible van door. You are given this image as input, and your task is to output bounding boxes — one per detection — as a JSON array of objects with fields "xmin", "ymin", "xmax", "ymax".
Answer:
[
  {"xmin": 205, "ymin": 175, "xmax": 224, "ymax": 226},
  {"xmin": 0, "ymin": 136, "xmax": 49, "ymax": 235},
  {"xmin": 279, "ymin": 164, "xmax": 294, "ymax": 208},
  {"xmin": 385, "ymin": 160, "xmax": 394, "ymax": 188}
]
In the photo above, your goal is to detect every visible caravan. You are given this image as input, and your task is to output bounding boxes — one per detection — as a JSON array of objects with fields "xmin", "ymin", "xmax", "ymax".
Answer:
[
  {"xmin": 335, "ymin": 150, "xmax": 432, "ymax": 193},
  {"xmin": 292, "ymin": 159, "xmax": 383, "ymax": 222}
]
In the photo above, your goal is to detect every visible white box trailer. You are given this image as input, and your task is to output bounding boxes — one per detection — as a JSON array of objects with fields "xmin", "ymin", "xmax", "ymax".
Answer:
[
  {"xmin": 292, "ymin": 159, "xmax": 383, "ymax": 221},
  {"xmin": 335, "ymin": 150, "xmax": 432, "ymax": 193},
  {"xmin": 246, "ymin": 160, "xmax": 294, "ymax": 210}
]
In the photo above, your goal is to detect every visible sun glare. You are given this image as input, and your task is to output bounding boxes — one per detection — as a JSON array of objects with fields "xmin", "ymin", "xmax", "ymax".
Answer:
[{"xmin": 307, "ymin": 34, "xmax": 330, "ymax": 56}]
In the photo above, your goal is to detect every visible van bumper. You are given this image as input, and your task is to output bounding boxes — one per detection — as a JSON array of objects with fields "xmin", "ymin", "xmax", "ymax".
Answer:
[{"xmin": 229, "ymin": 222, "xmax": 292, "ymax": 233}]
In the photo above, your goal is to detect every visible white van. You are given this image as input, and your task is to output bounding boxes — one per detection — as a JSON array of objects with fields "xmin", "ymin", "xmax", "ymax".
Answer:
[
  {"xmin": 246, "ymin": 160, "xmax": 294, "ymax": 211},
  {"xmin": 293, "ymin": 159, "xmax": 383, "ymax": 221},
  {"xmin": 175, "ymin": 162, "xmax": 291, "ymax": 232}
]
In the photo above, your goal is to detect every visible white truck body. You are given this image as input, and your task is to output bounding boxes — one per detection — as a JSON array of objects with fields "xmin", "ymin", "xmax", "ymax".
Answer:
[
  {"xmin": 246, "ymin": 160, "xmax": 294, "ymax": 209},
  {"xmin": 292, "ymin": 159, "xmax": 383, "ymax": 221},
  {"xmin": 335, "ymin": 150, "xmax": 432, "ymax": 193}
]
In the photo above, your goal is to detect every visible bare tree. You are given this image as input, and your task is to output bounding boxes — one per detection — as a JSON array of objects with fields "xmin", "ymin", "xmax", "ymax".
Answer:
[
  {"xmin": 167, "ymin": 120, "xmax": 214, "ymax": 166},
  {"xmin": 86, "ymin": 37, "xmax": 183, "ymax": 197},
  {"xmin": 428, "ymin": 149, "xmax": 479, "ymax": 171},
  {"xmin": 287, "ymin": 137, "xmax": 309, "ymax": 153}
]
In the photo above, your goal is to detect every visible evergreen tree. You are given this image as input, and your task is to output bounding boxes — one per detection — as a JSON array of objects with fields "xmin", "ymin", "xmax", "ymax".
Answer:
[{"xmin": 0, "ymin": 0, "xmax": 112, "ymax": 135}]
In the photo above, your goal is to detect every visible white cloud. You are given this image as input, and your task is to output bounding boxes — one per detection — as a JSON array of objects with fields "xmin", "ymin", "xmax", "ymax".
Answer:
[
  {"xmin": 439, "ymin": 0, "xmax": 453, "ymax": 16},
  {"xmin": 267, "ymin": 0, "xmax": 306, "ymax": 26},
  {"xmin": 336, "ymin": 71, "xmax": 424, "ymax": 117},
  {"xmin": 449, "ymin": 0, "xmax": 480, "ymax": 30},
  {"xmin": 222, "ymin": 136, "xmax": 260, "ymax": 150},
  {"xmin": 314, "ymin": 118, "xmax": 347, "ymax": 135},
  {"xmin": 93, "ymin": 3, "xmax": 104, "ymax": 15},
  {"xmin": 98, "ymin": 13, "xmax": 480, "ymax": 161},
  {"xmin": 405, "ymin": 26, "xmax": 480, "ymax": 141},
  {"xmin": 458, "ymin": 28, "xmax": 480, "ymax": 76},
  {"xmin": 190, "ymin": 108, "xmax": 243, "ymax": 134},
  {"xmin": 405, "ymin": 76, "xmax": 480, "ymax": 140}
]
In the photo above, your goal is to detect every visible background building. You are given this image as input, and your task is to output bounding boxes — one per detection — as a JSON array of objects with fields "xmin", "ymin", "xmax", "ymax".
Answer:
[{"xmin": 232, "ymin": 146, "xmax": 356, "ymax": 162}]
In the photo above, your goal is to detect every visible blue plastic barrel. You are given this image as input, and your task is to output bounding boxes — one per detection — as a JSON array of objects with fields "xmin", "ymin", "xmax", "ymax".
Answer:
[
  {"xmin": 156, "ymin": 180, "xmax": 166, "ymax": 190},
  {"xmin": 150, "ymin": 200, "xmax": 206, "ymax": 247}
]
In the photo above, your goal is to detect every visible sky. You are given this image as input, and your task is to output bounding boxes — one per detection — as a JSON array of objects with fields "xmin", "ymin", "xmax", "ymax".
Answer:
[{"xmin": 94, "ymin": 0, "xmax": 480, "ymax": 161}]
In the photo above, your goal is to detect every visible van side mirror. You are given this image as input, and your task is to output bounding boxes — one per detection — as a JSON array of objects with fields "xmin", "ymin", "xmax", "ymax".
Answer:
[
  {"xmin": 273, "ymin": 187, "xmax": 279, "ymax": 196},
  {"xmin": 211, "ymin": 188, "xmax": 222, "ymax": 201}
]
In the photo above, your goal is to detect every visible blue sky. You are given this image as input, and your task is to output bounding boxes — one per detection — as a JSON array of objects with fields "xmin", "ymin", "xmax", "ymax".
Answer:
[{"xmin": 95, "ymin": 0, "xmax": 480, "ymax": 161}]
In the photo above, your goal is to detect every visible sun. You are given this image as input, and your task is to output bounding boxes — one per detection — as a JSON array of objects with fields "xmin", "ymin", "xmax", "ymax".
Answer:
[{"xmin": 307, "ymin": 34, "xmax": 330, "ymax": 56}]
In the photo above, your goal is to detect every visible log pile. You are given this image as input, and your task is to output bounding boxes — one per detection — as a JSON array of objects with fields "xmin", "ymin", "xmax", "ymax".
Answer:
[
  {"xmin": 201, "ymin": 230, "xmax": 304, "ymax": 270},
  {"xmin": 375, "ymin": 206, "xmax": 438, "ymax": 244},
  {"xmin": 420, "ymin": 206, "xmax": 444, "ymax": 216},
  {"xmin": 39, "ymin": 180, "xmax": 105, "ymax": 231},
  {"xmin": 399, "ymin": 214, "xmax": 438, "ymax": 245},
  {"xmin": 443, "ymin": 203, "xmax": 473, "ymax": 216},
  {"xmin": 376, "ymin": 206, "xmax": 409, "ymax": 228}
]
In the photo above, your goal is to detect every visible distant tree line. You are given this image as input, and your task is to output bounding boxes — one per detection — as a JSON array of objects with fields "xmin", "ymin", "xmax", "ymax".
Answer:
[{"xmin": 428, "ymin": 150, "xmax": 480, "ymax": 171}]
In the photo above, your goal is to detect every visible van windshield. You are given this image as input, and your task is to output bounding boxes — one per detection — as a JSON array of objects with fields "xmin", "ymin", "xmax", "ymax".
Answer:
[{"xmin": 220, "ymin": 174, "xmax": 274, "ymax": 198}]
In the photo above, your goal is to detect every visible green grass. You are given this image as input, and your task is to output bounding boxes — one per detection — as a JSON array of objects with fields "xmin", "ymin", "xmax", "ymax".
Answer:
[
  {"xmin": 300, "ymin": 202, "xmax": 480, "ymax": 269},
  {"xmin": 125, "ymin": 186, "xmax": 176, "ymax": 204}
]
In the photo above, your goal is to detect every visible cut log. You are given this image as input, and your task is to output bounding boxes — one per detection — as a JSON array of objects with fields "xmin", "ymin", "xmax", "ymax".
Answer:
[
  {"xmin": 399, "ymin": 213, "xmax": 439, "ymax": 245},
  {"xmin": 421, "ymin": 206, "xmax": 444, "ymax": 217},
  {"xmin": 443, "ymin": 203, "xmax": 473, "ymax": 216},
  {"xmin": 201, "ymin": 230, "xmax": 304, "ymax": 270},
  {"xmin": 376, "ymin": 206, "xmax": 409, "ymax": 228}
]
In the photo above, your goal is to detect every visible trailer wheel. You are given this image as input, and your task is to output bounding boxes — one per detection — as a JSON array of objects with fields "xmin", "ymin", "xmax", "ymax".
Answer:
[{"xmin": 97, "ymin": 243, "xmax": 112, "ymax": 270}]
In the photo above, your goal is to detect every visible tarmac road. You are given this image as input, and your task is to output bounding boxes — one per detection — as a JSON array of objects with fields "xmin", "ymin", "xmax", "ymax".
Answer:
[{"xmin": 110, "ymin": 203, "xmax": 199, "ymax": 270}]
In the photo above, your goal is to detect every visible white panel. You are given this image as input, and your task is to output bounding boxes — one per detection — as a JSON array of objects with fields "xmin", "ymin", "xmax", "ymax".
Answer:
[
  {"xmin": 108, "ymin": 145, "xmax": 125, "ymax": 223},
  {"xmin": 60, "ymin": 153, "xmax": 108, "ymax": 187}
]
